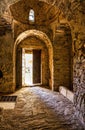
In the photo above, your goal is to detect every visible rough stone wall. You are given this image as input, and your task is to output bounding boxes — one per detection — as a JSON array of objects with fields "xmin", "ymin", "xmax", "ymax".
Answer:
[
  {"xmin": 74, "ymin": 59, "xmax": 85, "ymax": 126},
  {"xmin": 50, "ymin": 0, "xmax": 85, "ymax": 126},
  {"xmin": 53, "ymin": 28, "xmax": 72, "ymax": 91},
  {"xmin": 13, "ymin": 20, "xmax": 53, "ymax": 42},
  {"xmin": 0, "ymin": 1, "xmax": 14, "ymax": 93},
  {"xmin": 73, "ymin": 32, "xmax": 85, "ymax": 126},
  {"xmin": 0, "ymin": 32, "xmax": 14, "ymax": 93},
  {"xmin": 69, "ymin": 3, "xmax": 85, "ymax": 127}
]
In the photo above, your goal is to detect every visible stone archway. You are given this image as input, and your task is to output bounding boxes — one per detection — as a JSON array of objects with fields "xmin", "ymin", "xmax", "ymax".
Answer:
[{"xmin": 13, "ymin": 29, "xmax": 53, "ymax": 91}]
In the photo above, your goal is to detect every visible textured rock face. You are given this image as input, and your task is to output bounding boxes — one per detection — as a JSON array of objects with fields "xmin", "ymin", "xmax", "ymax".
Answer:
[
  {"xmin": 0, "ymin": 32, "xmax": 14, "ymax": 93},
  {"xmin": 52, "ymin": 0, "xmax": 85, "ymax": 125},
  {"xmin": 74, "ymin": 60, "xmax": 85, "ymax": 125},
  {"xmin": 73, "ymin": 38, "xmax": 85, "ymax": 126},
  {"xmin": 0, "ymin": 0, "xmax": 85, "ymax": 126},
  {"xmin": 0, "ymin": 2, "xmax": 13, "ymax": 93}
]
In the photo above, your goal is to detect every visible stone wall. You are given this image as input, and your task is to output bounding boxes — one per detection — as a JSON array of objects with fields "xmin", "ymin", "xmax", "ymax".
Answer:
[
  {"xmin": 53, "ymin": 24, "xmax": 72, "ymax": 91},
  {"xmin": 13, "ymin": 20, "xmax": 53, "ymax": 42},
  {"xmin": 51, "ymin": 0, "xmax": 85, "ymax": 126},
  {"xmin": 0, "ymin": 32, "xmax": 14, "ymax": 93},
  {"xmin": 74, "ymin": 59, "xmax": 85, "ymax": 126},
  {"xmin": 71, "ymin": 8, "xmax": 85, "ymax": 128},
  {"xmin": 0, "ymin": 1, "xmax": 14, "ymax": 93},
  {"xmin": 73, "ymin": 33, "xmax": 85, "ymax": 126}
]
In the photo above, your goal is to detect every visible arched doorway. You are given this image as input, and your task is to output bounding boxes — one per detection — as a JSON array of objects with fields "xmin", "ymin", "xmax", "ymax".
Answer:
[{"xmin": 13, "ymin": 30, "xmax": 53, "ymax": 90}]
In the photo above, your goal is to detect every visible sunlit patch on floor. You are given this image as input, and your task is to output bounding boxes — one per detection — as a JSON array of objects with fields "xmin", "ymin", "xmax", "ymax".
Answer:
[{"xmin": 0, "ymin": 96, "xmax": 17, "ymax": 109}]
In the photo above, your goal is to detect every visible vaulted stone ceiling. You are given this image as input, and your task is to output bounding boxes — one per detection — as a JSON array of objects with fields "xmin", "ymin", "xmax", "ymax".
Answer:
[
  {"xmin": 9, "ymin": 0, "xmax": 58, "ymax": 25},
  {"xmin": 0, "ymin": 0, "xmax": 85, "ymax": 26}
]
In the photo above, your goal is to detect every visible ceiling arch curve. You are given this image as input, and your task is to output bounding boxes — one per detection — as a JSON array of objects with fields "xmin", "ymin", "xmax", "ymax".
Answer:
[{"xmin": 9, "ymin": 0, "xmax": 58, "ymax": 25}]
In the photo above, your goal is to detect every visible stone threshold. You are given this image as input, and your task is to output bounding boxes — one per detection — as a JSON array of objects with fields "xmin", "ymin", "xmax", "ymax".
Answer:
[
  {"xmin": 0, "ymin": 102, "xmax": 15, "ymax": 109},
  {"xmin": 59, "ymin": 86, "xmax": 74, "ymax": 103}
]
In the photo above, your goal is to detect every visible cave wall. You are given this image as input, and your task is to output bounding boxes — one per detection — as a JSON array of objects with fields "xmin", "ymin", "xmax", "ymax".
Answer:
[
  {"xmin": 0, "ymin": 27, "xmax": 14, "ymax": 93},
  {"xmin": 73, "ymin": 29, "xmax": 85, "ymax": 126},
  {"xmin": 54, "ymin": 0, "xmax": 85, "ymax": 126},
  {"xmin": 0, "ymin": 0, "xmax": 14, "ymax": 93}
]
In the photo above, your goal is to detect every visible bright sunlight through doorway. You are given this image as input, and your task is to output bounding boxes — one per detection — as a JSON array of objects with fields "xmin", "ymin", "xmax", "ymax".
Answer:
[{"xmin": 22, "ymin": 49, "xmax": 33, "ymax": 86}]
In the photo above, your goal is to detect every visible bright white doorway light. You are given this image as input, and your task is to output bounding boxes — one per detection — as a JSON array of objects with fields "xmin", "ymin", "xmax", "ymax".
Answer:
[{"xmin": 22, "ymin": 49, "xmax": 33, "ymax": 86}]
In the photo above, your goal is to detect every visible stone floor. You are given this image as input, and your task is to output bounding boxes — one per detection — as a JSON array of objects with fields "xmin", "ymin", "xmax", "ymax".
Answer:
[{"xmin": 0, "ymin": 87, "xmax": 84, "ymax": 130}]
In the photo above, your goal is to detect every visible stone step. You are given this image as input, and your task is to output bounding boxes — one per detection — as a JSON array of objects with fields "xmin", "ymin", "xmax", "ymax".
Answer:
[{"xmin": 59, "ymin": 86, "xmax": 74, "ymax": 103}]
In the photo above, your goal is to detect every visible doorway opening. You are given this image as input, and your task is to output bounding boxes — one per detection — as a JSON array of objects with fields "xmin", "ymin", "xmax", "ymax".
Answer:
[
  {"xmin": 22, "ymin": 49, "xmax": 41, "ymax": 86},
  {"xmin": 22, "ymin": 49, "xmax": 33, "ymax": 86},
  {"xmin": 13, "ymin": 30, "xmax": 53, "ymax": 91}
]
